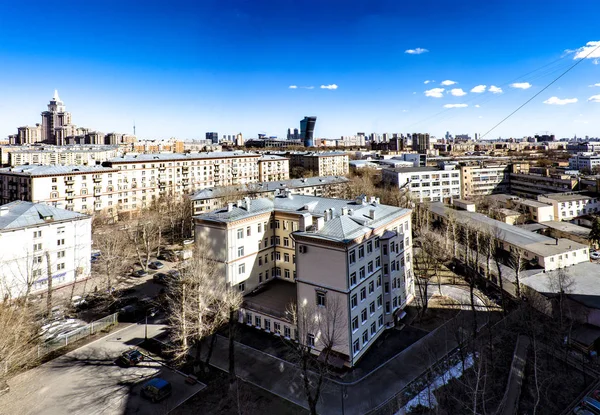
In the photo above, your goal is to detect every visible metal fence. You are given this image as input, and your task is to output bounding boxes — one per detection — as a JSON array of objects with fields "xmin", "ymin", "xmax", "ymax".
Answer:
[{"xmin": 38, "ymin": 312, "xmax": 118, "ymax": 358}]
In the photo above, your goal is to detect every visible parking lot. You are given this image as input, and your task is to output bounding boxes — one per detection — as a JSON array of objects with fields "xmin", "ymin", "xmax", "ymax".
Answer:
[{"xmin": 0, "ymin": 322, "xmax": 204, "ymax": 415}]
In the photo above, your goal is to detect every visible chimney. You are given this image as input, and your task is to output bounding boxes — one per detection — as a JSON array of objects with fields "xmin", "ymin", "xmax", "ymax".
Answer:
[
  {"xmin": 244, "ymin": 196, "xmax": 251, "ymax": 210},
  {"xmin": 227, "ymin": 202, "xmax": 234, "ymax": 212},
  {"xmin": 341, "ymin": 207, "xmax": 348, "ymax": 216},
  {"xmin": 315, "ymin": 216, "xmax": 325, "ymax": 230},
  {"xmin": 369, "ymin": 209, "xmax": 376, "ymax": 220},
  {"xmin": 555, "ymin": 237, "xmax": 558, "ymax": 245},
  {"xmin": 349, "ymin": 209, "xmax": 354, "ymax": 216},
  {"xmin": 0, "ymin": 207, "xmax": 8, "ymax": 216},
  {"xmin": 370, "ymin": 196, "xmax": 376, "ymax": 204}
]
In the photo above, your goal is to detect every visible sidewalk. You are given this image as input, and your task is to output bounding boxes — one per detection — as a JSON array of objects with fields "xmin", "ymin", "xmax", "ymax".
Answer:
[{"xmin": 201, "ymin": 311, "xmax": 483, "ymax": 415}]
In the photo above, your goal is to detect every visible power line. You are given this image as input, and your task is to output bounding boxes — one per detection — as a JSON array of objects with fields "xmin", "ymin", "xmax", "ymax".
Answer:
[{"xmin": 480, "ymin": 43, "xmax": 600, "ymax": 139}]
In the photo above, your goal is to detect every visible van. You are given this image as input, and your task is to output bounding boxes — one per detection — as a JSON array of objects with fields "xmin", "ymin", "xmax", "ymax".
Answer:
[
  {"xmin": 141, "ymin": 378, "xmax": 172, "ymax": 403},
  {"xmin": 582, "ymin": 397, "xmax": 600, "ymax": 415}
]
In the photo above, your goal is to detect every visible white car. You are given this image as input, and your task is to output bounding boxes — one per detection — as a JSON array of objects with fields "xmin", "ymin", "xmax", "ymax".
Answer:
[{"xmin": 591, "ymin": 251, "xmax": 600, "ymax": 260}]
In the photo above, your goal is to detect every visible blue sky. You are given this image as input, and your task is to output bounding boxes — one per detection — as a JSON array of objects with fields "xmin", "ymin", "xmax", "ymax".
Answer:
[{"xmin": 1, "ymin": 0, "xmax": 600, "ymax": 140}]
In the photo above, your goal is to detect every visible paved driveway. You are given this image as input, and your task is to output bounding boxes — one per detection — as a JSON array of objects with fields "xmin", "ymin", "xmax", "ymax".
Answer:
[{"xmin": 0, "ymin": 323, "xmax": 204, "ymax": 415}]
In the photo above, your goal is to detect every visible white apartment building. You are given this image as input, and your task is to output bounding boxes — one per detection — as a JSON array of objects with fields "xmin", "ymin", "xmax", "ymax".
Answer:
[
  {"xmin": 568, "ymin": 152, "xmax": 600, "ymax": 172},
  {"xmin": 381, "ymin": 166, "xmax": 461, "ymax": 203},
  {"xmin": 460, "ymin": 164, "xmax": 510, "ymax": 199},
  {"xmin": 194, "ymin": 194, "xmax": 414, "ymax": 367},
  {"xmin": 0, "ymin": 201, "xmax": 92, "ymax": 299},
  {"xmin": 257, "ymin": 155, "xmax": 290, "ymax": 182},
  {"xmin": 0, "ymin": 165, "xmax": 120, "ymax": 215},
  {"xmin": 7, "ymin": 145, "xmax": 119, "ymax": 167},
  {"xmin": 538, "ymin": 192, "xmax": 600, "ymax": 221}
]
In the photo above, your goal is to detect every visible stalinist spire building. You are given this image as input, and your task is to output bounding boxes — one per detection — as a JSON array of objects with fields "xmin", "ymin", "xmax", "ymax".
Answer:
[{"xmin": 41, "ymin": 90, "xmax": 76, "ymax": 145}]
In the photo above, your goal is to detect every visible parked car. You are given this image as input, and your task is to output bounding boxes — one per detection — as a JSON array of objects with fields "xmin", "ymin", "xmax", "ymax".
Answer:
[
  {"xmin": 153, "ymin": 272, "xmax": 170, "ymax": 284},
  {"xmin": 590, "ymin": 251, "xmax": 600, "ymax": 260},
  {"xmin": 167, "ymin": 269, "xmax": 180, "ymax": 278},
  {"xmin": 118, "ymin": 349, "xmax": 144, "ymax": 367},
  {"xmin": 141, "ymin": 378, "xmax": 172, "ymax": 403},
  {"xmin": 108, "ymin": 296, "xmax": 139, "ymax": 313},
  {"xmin": 71, "ymin": 296, "xmax": 86, "ymax": 309},
  {"xmin": 148, "ymin": 261, "xmax": 164, "ymax": 270},
  {"xmin": 132, "ymin": 269, "xmax": 149, "ymax": 278}
]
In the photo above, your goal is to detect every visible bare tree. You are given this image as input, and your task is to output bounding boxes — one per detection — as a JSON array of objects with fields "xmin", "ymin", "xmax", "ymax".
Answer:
[
  {"xmin": 93, "ymin": 226, "xmax": 131, "ymax": 292},
  {"xmin": 123, "ymin": 217, "xmax": 160, "ymax": 271},
  {"xmin": 45, "ymin": 251, "xmax": 53, "ymax": 317},
  {"xmin": 548, "ymin": 265, "xmax": 574, "ymax": 330},
  {"xmin": 285, "ymin": 296, "xmax": 345, "ymax": 415},
  {"xmin": 508, "ymin": 248, "xmax": 525, "ymax": 300},
  {"xmin": 413, "ymin": 239, "xmax": 439, "ymax": 318},
  {"xmin": 492, "ymin": 226, "xmax": 508, "ymax": 315}
]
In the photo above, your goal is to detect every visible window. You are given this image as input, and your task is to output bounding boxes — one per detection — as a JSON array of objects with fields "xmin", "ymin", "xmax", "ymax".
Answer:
[
  {"xmin": 245, "ymin": 312, "xmax": 252, "ymax": 324},
  {"xmin": 351, "ymin": 294, "xmax": 357, "ymax": 309},
  {"xmin": 371, "ymin": 322, "xmax": 376, "ymax": 335},
  {"xmin": 376, "ymin": 256, "xmax": 381, "ymax": 267},
  {"xmin": 238, "ymin": 264, "xmax": 245, "ymax": 274},
  {"xmin": 33, "ymin": 230, "xmax": 42, "ymax": 238},
  {"xmin": 353, "ymin": 339, "xmax": 360, "ymax": 355},
  {"xmin": 265, "ymin": 269, "xmax": 269, "ymax": 279},
  {"xmin": 274, "ymin": 322, "xmax": 281, "ymax": 334},
  {"xmin": 33, "ymin": 243, "xmax": 42, "ymax": 251},
  {"xmin": 258, "ymin": 223, "xmax": 262, "ymax": 233},
  {"xmin": 375, "ymin": 238, "xmax": 380, "ymax": 248},
  {"xmin": 52, "ymin": 178, "xmax": 57, "ymax": 183},
  {"xmin": 264, "ymin": 319, "xmax": 271, "ymax": 331},
  {"xmin": 307, "ymin": 333, "xmax": 315, "ymax": 347},
  {"xmin": 359, "ymin": 267, "xmax": 365, "ymax": 279},
  {"xmin": 259, "ymin": 257, "xmax": 263, "ymax": 266},
  {"xmin": 238, "ymin": 246, "xmax": 244, "ymax": 257},
  {"xmin": 362, "ymin": 330, "xmax": 369, "ymax": 344},
  {"xmin": 237, "ymin": 229, "xmax": 244, "ymax": 239},
  {"xmin": 377, "ymin": 295, "xmax": 383, "ymax": 307},
  {"xmin": 383, "ymin": 245, "xmax": 388, "ymax": 255},
  {"xmin": 370, "ymin": 301, "xmax": 375, "ymax": 315},
  {"xmin": 284, "ymin": 237, "xmax": 290, "ymax": 247},
  {"xmin": 367, "ymin": 241, "xmax": 373, "ymax": 254},
  {"xmin": 350, "ymin": 272, "xmax": 357, "ymax": 286},
  {"xmin": 246, "ymin": 226, "xmax": 251, "ymax": 237},
  {"xmin": 368, "ymin": 261, "xmax": 373, "ymax": 273},
  {"xmin": 378, "ymin": 314, "xmax": 384, "ymax": 327},
  {"xmin": 361, "ymin": 308, "xmax": 367, "ymax": 323},
  {"xmin": 284, "ymin": 326, "xmax": 291, "ymax": 338},
  {"xmin": 385, "ymin": 302, "xmax": 391, "ymax": 313},
  {"xmin": 238, "ymin": 282, "xmax": 245, "ymax": 292},
  {"xmin": 275, "ymin": 220, "xmax": 281, "ymax": 229},
  {"xmin": 349, "ymin": 250, "xmax": 356, "ymax": 264},
  {"xmin": 358, "ymin": 246, "xmax": 365, "ymax": 259},
  {"xmin": 56, "ymin": 263, "xmax": 65, "ymax": 271},
  {"xmin": 393, "ymin": 297, "xmax": 398, "ymax": 308},
  {"xmin": 383, "ymin": 264, "xmax": 388, "ymax": 275},
  {"xmin": 57, "ymin": 239, "xmax": 65, "ymax": 246},
  {"xmin": 276, "ymin": 251, "xmax": 281, "ymax": 261},
  {"xmin": 368, "ymin": 281, "xmax": 374, "ymax": 294},
  {"xmin": 316, "ymin": 291, "xmax": 326, "ymax": 307},
  {"xmin": 284, "ymin": 253, "xmax": 290, "ymax": 262},
  {"xmin": 35, "ymin": 256, "xmax": 42, "ymax": 264},
  {"xmin": 352, "ymin": 317, "xmax": 359, "ymax": 331},
  {"xmin": 283, "ymin": 220, "xmax": 289, "ymax": 230},
  {"xmin": 360, "ymin": 287, "xmax": 366, "ymax": 301},
  {"xmin": 377, "ymin": 275, "xmax": 381, "ymax": 287},
  {"xmin": 259, "ymin": 272, "xmax": 263, "ymax": 282},
  {"xmin": 255, "ymin": 316, "xmax": 261, "ymax": 328},
  {"xmin": 284, "ymin": 269, "xmax": 290, "ymax": 279},
  {"xmin": 57, "ymin": 251, "xmax": 65, "ymax": 259}
]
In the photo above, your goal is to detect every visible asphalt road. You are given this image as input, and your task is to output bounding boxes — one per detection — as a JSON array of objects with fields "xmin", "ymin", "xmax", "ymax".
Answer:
[{"xmin": 0, "ymin": 322, "xmax": 204, "ymax": 415}]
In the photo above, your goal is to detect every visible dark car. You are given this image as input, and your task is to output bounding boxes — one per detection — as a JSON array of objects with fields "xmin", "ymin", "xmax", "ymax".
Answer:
[
  {"xmin": 141, "ymin": 378, "xmax": 172, "ymax": 403},
  {"xmin": 153, "ymin": 272, "xmax": 169, "ymax": 284},
  {"xmin": 148, "ymin": 261, "xmax": 164, "ymax": 270},
  {"xmin": 132, "ymin": 269, "xmax": 149, "ymax": 278},
  {"xmin": 119, "ymin": 349, "xmax": 144, "ymax": 367},
  {"xmin": 167, "ymin": 269, "xmax": 180, "ymax": 278},
  {"xmin": 109, "ymin": 296, "xmax": 139, "ymax": 313}
]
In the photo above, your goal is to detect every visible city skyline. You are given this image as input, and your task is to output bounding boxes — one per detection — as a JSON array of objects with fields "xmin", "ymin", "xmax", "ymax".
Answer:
[{"xmin": 1, "ymin": 1, "xmax": 600, "ymax": 140}]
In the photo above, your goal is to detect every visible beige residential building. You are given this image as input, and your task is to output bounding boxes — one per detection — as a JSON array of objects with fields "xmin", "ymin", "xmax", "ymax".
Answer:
[
  {"xmin": 7, "ymin": 145, "xmax": 119, "ymax": 167},
  {"xmin": 257, "ymin": 155, "xmax": 290, "ymax": 182},
  {"xmin": 538, "ymin": 192, "xmax": 600, "ymax": 221},
  {"xmin": 460, "ymin": 164, "xmax": 509, "ymax": 199},
  {"xmin": 302, "ymin": 152, "xmax": 349, "ymax": 176},
  {"xmin": 194, "ymin": 194, "xmax": 414, "ymax": 367}
]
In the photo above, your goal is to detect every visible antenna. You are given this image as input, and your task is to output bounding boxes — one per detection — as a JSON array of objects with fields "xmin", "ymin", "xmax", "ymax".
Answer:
[{"xmin": 133, "ymin": 121, "xmax": 136, "ymax": 136}]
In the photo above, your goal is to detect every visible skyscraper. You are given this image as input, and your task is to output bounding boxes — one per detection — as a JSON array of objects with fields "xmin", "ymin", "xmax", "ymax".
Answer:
[
  {"xmin": 411, "ymin": 133, "xmax": 430, "ymax": 154},
  {"xmin": 206, "ymin": 132, "xmax": 219, "ymax": 144},
  {"xmin": 300, "ymin": 116, "xmax": 317, "ymax": 147},
  {"xmin": 41, "ymin": 90, "xmax": 74, "ymax": 145}
]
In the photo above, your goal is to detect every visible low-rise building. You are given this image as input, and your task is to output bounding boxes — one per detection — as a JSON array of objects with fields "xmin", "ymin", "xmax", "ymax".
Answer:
[
  {"xmin": 382, "ymin": 166, "xmax": 461, "ymax": 203},
  {"xmin": 487, "ymin": 194, "xmax": 555, "ymax": 223},
  {"xmin": 537, "ymin": 192, "xmax": 600, "ymax": 221},
  {"xmin": 194, "ymin": 193, "xmax": 414, "ymax": 367},
  {"xmin": 569, "ymin": 152, "xmax": 600, "ymax": 172},
  {"xmin": 190, "ymin": 176, "xmax": 349, "ymax": 214},
  {"xmin": 0, "ymin": 201, "xmax": 92, "ymax": 299}
]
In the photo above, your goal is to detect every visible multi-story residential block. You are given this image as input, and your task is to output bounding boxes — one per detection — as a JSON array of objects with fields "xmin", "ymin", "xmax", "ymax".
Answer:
[
  {"xmin": 299, "ymin": 152, "xmax": 349, "ymax": 176},
  {"xmin": 0, "ymin": 165, "xmax": 120, "ymax": 215},
  {"xmin": 381, "ymin": 166, "xmax": 461, "ymax": 203},
  {"xmin": 430, "ymin": 203, "xmax": 589, "ymax": 272},
  {"xmin": 460, "ymin": 163, "xmax": 509, "ymax": 199},
  {"xmin": 131, "ymin": 138, "xmax": 185, "ymax": 153},
  {"xmin": 0, "ymin": 201, "xmax": 92, "ymax": 299},
  {"xmin": 190, "ymin": 176, "xmax": 349, "ymax": 214},
  {"xmin": 257, "ymin": 155, "xmax": 290, "ymax": 182},
  {"xmin": 538, "ymin": 192, "xmax": 600, "ymax": 221},
  {"xmin": 7, "ymin": 145, "xmax": 119, "ymax": 167},
  {"xmin": 569, "ymin": 152, "xmax": 600, "ymax": 172},
  {"xmin": 567, "ymin": 142, "xmax": 600, "ymax": 154},
  {"xmin": 194, "ymin": 194, "xmax": 414, "ymax": 367},
  {"xmin": 509, "ymin": 163, "xmax": 578, "ymax": 197}
]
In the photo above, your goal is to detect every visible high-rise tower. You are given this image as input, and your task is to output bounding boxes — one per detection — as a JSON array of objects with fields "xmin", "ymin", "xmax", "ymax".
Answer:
[
  {"xmin": 41, "ymin": 90, "xmax": 73, "ymax": 145},
  {"xmin": 300, "ymin": 116, "xmax": 317, "ymax": 147}
]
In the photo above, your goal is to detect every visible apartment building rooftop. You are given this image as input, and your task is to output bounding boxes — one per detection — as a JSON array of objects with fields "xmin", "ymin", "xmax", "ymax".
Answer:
[
  {"xmin": 538, "ymin": 221, "xmax": 591, "ymax": 239},
  {"xmin": 384, "ymin": 166, "xmax": 444, "ymax": 173},
  {"xmin": 487, "ymin": 194, "xmax": 550, "ymax": 208},
  {"xmin": 429, "ymin": 202, "xmax": 587, "ymax": 257},
  {"xmin": 197, "ymin": 194, "xmax": 410, "ymax": 244},
  {"xmin": 258, "ymin": 155, "xmax": 288, "ymax": 161},
  {"xmin": 9, "ymin": 145, "xmax": 118, "ymax": 154},
  {"xmin": 539, "ymin": 192, "xmax": 598, "ymax": 203},
  {"xmin": 189, "ymin": 176, "xmax": 348, "ymax": 201},
  {"xmin": 0, "ymin": 201, "xmax": 88, "ymax": 230},
  {"xmin": 0, "ymin": 165, "xmax": 117, "ymax": 176},
  {"xmin": 106, "ymin": 151, "xmax": 258, "ymax": 163}
]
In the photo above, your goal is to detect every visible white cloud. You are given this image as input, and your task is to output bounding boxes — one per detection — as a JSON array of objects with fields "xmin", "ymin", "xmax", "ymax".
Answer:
[
  {"xmin": 405, "ymin": 48, "xmax": 428, "ymax": 55},
  {"xmin": 320, "ymin": 84, "xmax": 338, "ymax": 90},
  {"xmin": 543, "ymin": 96, "xmax": 578, "ymax": 105},
  {"xmin": 450, "ymin": 88, "xmax": 467, "ymax": 97},
  {"xmin": 470, "ymin": 85, "xmax": 486, "ymax": 93},
  {"xmin": 572, "ymin": 41, "xmax": 600, "ymax": 63},
  {"xmin": 424, "ymin": 80, "xmax": 434, "ymax": 84},
  {"xmin": 289, "ymin": 85, "xmax": 298, "ymax": 89},
  {"xmin": 301, "ymin": 86, "xmax": 314, "ymax": 89},
  {"xmin": 443, "ymin": 103, "xmax": 468, "ymax": 108},
  {"xmin": 510, "ymin": 82, "xmax": 532, "ymax": 89},
  {"xmin": 590, "ymin": 83, "xmax": 600, "ymax": 87},
  {"xmin": 475, "ymin": 104, "xmax": 481, "ymax": 108},
  {"xmin": 488, "ymin": 85, "xmax": 503, "ymax": 94},
  {"xmin": 440, "ymin": 80, "xmax": 457, "ymax": 86},
  {"xmin": 424, "ymin": 88, "xmax": 445, "ymax": 98},
  {"xmin": 588, "ymin": 95, "xmax": 600, "ymax": 103}
]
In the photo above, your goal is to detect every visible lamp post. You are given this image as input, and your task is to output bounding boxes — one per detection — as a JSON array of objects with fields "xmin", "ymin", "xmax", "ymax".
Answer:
[{"xmin": 340, "ymin": 385, "xmax": 347, "ymax": 414}]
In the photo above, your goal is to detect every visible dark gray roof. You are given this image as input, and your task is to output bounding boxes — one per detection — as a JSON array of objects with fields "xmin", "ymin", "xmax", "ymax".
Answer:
[
  {"xmin": 539, "ymin": 192, "xmax": 598, "ymax": 202},
  {"xmin": 0, "ymin": 201, "xmax": 89, "ymax": 231},
  {"xmin": 539, "ymin": 221, "xmax": 591, "ymax": 239}
]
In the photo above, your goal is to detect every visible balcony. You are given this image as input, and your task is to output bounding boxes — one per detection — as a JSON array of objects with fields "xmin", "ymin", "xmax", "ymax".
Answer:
[
  {"xmin": 65, "ymin": 179, "xmax": 74, "ymax": 185},
  {"xmin": 93, "ymin": 177, "xmax": 102, "ymax": 183}
]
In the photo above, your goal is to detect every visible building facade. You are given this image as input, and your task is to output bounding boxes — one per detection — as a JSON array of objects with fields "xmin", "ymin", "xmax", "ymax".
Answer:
[
  {"xmin": 300, "ymin": 116, "xmax": 317, "ymax": 147},
  {"xmin": 0, "ymin": 201, "xmax": 92, "ymax": 299},
  {"xmin": 569, "ymin": 153, "xmax": 600, "ymax": 172},
  {"xmin": 257, "ymin": 155, "xmax": 290, "ymax": 182},
  {"xmin": 537, "ymin": 192, "xmax": 600, "ymax": 221},
  {"xmin": 194, "ymin": 194, "xmax": 414, "ymax": 367},
  {"xmin": 301, "ymin": 152, "xmax": 349, "ymax": 176},
  {"xmin": 460, "ymin": 164, "xmax": 510, "ymax": 199},
  {"xmin": 381, "ymin": 166, "xmax": 461, "ymax": 203},
  {"xmin": 7, "ymin": 145, "xmax": 119, "ymax": 167}
]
